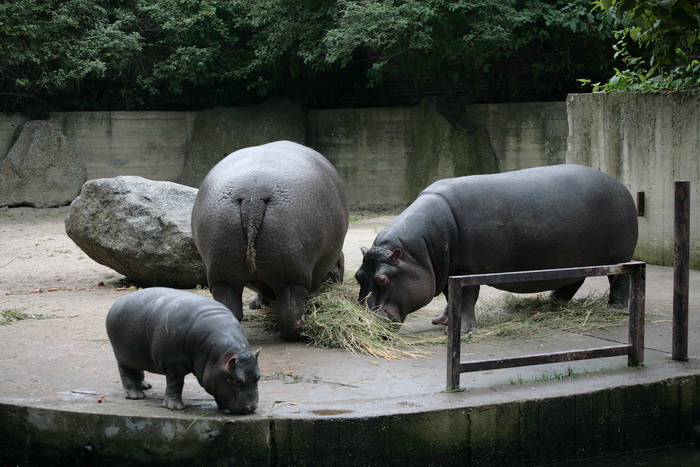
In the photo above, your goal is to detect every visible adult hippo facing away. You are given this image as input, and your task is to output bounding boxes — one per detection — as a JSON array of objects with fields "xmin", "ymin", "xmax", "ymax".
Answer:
[
  {"xmin": 192, "ymin": 141, "xmax": 348, "ymax": 341},
  {"xmin": 355, "ymin": 164, "xmax": 638, "ymax": 333}
]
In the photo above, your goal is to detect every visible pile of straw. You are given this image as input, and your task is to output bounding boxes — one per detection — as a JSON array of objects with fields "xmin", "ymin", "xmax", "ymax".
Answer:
[{"xmin": 246, "ymin": 280, "xmax": 429, "ymax": 359}]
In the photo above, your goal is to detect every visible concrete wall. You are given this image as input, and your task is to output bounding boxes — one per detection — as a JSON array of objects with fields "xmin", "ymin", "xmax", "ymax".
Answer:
[
  {"xmin": 0, "ymin": 114, "xmax": 26, "ymax": 157},
  {"xmin": 6, "ymin": 95, "xmax": 698, "ymax": 266},
  {"xmin": 179, "ymin": 101, "xmax": 307, "ymax": 188},
  {"xmin": 0, "ymin": 101, "xmax": 568, "ymax": 211},
  {"xmin": 306, "ymin": 107, "xmax": 416, "ymax": 210},
  {"xmin": 1, "ymin": 112, "xmax": 197, "ymax": 181},
  {"xmin": 566, "ymin": 92, "xmax": 700, "ymax": 268},
  {"xmin": 463, "ymin": 101, "xmax": 569, "ymax": 172}
]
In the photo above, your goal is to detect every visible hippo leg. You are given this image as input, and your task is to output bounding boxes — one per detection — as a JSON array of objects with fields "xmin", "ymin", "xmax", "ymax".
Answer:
[
  {"xmin": 459, "ymin": 285, "xmax": 480, "ymax": 333},
  {"xmin": 322, "ymin": 253, "xmax": 345, "ymax": 285},
  {"xmin": 118, "ymin": 364, "xmax": 151, "ymax": 399},
  {"xmin": 431, "ymin": 285, "xmax": 452, "ymax": 326},
  {"xmin": 163, "ymin": 366, "xmax": 187, "ymax": 410},
  {"xmin": 607, "ymin": 274, "xmax": 630, "ymax": 308},
  {"xmin": 550, "ymin": 279, "xmax": 585, "ymax": 303},
  {"xmin": 275, "ymin": 284, "xmax": 309, "ymax": 341},
  {"xmin": 212, "ymin": 282, "xmax": 244, "ymax": 322},
  {"xmin": 248, "ymin": 293, "xmax": 271, "ymax": 310},
  {"xmin": 432, "ymin": 285, "xmax": 480, "ymax": 333}
]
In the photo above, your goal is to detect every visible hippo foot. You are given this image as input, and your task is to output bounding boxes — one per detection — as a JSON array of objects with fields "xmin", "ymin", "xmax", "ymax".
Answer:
[
  {"xmin": 431, "ymin": 312, "xmax": 476, "ymax": 333},
  {"xmin": 125, "ymin": 389, "xmax": 147, "ymax": 400},
  {"xmin": 431, "ymin": 312, "xmax": 448, "ymax": 326},
  {"xmin": 137, "ymin": 381, "xmax": 152, "ymax": 390},
  {"xmin": 607, "ymin": 301, "xmax": 628, "ymax": 310},
  {"xmin": 163, "ymin": 397, "xmax": 186, "ymax": 410},
  {"xmin": 441, "ymin": 325, "xmax": 476, "ymax": 336}
]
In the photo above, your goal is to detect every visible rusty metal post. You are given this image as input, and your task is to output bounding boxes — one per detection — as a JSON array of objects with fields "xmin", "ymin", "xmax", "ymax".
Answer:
[
  {"xmin": 627, "ymin": 263, "xmax": 646, "ymax": 366},
  {"xmin": 673, "ymin": 181, "xmax": 690, "ymax": 361},
  {"xmin": 446, "ymin": 278, "xmax": 463, "ymax": 391}
]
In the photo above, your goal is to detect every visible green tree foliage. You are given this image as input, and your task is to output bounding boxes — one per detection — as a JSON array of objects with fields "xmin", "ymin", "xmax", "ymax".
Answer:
[
  {"xmin": 581, "ymin": 0, "xmax": 699, "ymax": 91},
  {"xmin": 0, "ymin": 0, "xmax": 143, "ymax": 114},
  {"xmin": 322, "ymin": 0, "xmax": 615, "ymax": 102},
  {"xmin": 0, "ymin": 0, "xmax": 616, "ymax": 113}
]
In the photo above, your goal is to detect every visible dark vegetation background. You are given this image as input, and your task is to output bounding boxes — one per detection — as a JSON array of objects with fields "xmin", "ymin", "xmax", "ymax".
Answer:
[
  {"xmin": 1, "ymin": 0, "xmax": 697, "ymax": 116},
  {"xmin": 0, "ymin": 0, "xmax": 618, "ymax": 115}
]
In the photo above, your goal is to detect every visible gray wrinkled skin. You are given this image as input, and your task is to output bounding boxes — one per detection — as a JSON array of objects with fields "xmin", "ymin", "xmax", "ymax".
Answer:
[
  {"xmin": 192, "ymin": 141, "xmax": 349, "ymax": 341},
  {"xmin": 356, "ymin": 164, "xmax": 639, "ymax": 333},
  {"xmin": 106, "ymin": 288, "xmax": 260, "ymax": 414}
]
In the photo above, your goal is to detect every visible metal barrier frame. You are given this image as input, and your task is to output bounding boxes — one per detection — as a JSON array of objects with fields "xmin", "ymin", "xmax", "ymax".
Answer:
[{"xmin": 446, "ymin": 261, "xmax": 646, "ymax": 391}]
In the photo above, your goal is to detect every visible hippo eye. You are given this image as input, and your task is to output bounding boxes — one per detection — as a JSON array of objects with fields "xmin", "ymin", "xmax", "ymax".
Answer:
[
  {"xmin": 227, "ymin": 376, "xmax": 244, "ymax": 387},
  {"xmin": 375, "ymin": 274, "xmax": 390, "ymax": 288}
]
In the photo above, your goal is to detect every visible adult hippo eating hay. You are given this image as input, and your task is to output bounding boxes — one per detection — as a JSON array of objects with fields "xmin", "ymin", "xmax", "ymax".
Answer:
[
  {"xmin": 355, "ymin": 164, "xmax": 638, "ymax": 333},
  {"xmin": 192, "ymin": 141, "xmax": 348, "ymax": 341}
]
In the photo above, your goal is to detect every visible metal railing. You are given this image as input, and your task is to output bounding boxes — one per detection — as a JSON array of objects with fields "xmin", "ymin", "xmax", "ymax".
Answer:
[{"xmin": 446, "ymin": 261, "xmax": 646, "ymax": 391}]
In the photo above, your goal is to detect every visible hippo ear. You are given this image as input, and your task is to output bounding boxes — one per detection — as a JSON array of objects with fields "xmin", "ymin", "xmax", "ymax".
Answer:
[
  {"xmin": 360, "ymin": 247, "xmax": 368, "ymax": 256},
  {"xmin": 225, "ymin": 354, "xmax": 238, "ymax": 371},
  {"xmin": 254, "ymin": 348, "xmax": 261, "ymax": 361},
  {"xmin": 389, "ymin": 248, "xmax": 403, "ymax": 264}
]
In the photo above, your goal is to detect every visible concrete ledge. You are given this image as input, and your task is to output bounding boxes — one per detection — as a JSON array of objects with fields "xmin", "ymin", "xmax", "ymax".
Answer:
[{"xmin": 2, "ymin": 360, "xmax": 699, "ymax": 466}]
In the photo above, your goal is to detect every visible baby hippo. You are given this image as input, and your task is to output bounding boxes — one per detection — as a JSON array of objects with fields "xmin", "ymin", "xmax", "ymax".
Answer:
[{"xmin": 106, "ymin": 287, "xmax": 260, "ymax": 414}]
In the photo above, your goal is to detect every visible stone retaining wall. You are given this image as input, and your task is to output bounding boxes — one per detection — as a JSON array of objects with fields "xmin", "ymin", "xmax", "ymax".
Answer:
[
  {"xmin": 0, "ymin": 100, "xmax": 568, "ymax": 211},
  {"xmin": 4, "ymin": 94, "xmax": 699, "ymax": 267},
  {"xmin": 566, "ymin": 91, "xmax": 700, "ymax": 268},
  {"xmin": 2, "ymin": 367, "xmax": 698, "ymax": 465}
]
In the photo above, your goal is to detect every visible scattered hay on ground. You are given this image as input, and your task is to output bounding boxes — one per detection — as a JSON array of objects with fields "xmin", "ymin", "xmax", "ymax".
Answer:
[
  {"xmin": 473, "ymin": 292, "xmax": 629, "ymax": 338},
  {"xmin": 243, "ymin": 280, "xmax": 630, "ymax": 358}
]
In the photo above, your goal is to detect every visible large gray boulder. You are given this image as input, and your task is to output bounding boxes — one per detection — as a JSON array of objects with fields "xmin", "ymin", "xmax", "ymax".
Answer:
[
  {"xmin": 0, "ymin": 120, "xmax": 87, "ymax": 208},
  {"xmin": 179, "ymin": 99, "xmax": 306, "ymax": 188},
  {"xmin": 65, "ymin": 176, "xmax": 207, "ymax": 288}
]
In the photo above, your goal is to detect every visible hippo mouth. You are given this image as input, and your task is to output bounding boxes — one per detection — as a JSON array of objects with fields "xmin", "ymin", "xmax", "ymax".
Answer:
[
  {"xmin": 375, "ymin": 303, "xmax": 404, "ymax": 323},
  {"xmin": 218, "ymin": 398, "xmax": 258, "ymax": 415},
  {"xmin": 278, "ymin": 316, "xmax": 305, "ymax": 341},
  {"xmin": 226, "ymin": 405, "xmax": 257, "ymax": 415}
]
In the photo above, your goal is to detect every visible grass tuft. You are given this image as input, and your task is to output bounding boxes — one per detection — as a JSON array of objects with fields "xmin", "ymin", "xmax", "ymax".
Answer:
[{"xmin": 1, "ymin": 309, "xmax": 47, "ymax": 325}]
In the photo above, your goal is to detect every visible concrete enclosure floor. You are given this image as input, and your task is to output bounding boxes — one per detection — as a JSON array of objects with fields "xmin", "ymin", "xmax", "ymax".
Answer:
[{"xmin": 1, "ymin": 207, "xmax": 699, "ymax": 465}]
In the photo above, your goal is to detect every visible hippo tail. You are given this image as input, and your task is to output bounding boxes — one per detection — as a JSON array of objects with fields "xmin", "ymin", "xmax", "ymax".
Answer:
[{"xmin": 239, "ymin": 197, "xmax": 269, "ymax": 273}]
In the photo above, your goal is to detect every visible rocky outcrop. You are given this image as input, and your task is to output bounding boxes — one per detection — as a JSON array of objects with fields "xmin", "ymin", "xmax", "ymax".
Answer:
[
  {"xmin": 65, "ymin": 176, "xmax": 207, "ymax": 288},
  {"xmin": 178, "ymin": 99, "xmax": 306, "ymax": 188},
  {"xmin": 0, "ymin": 120, "xmax": 87, "ymax": 208}
]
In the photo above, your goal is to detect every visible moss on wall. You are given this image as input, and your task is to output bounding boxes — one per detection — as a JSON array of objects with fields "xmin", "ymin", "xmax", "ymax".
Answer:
[
  {"xmin": 178, "ymin": 99, "xmax": 306, "ymax": 188},
  {"xmin": 407, "ymin": 99, "xmax": 498, "ymax": 202}
]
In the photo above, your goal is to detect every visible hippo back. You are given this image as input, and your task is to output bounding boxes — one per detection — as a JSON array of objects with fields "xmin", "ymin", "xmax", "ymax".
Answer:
[
  {"xmin": 192, "ymin": 140, "xmax": 349, "ymax": 292},
  {"xmin": 432, "ymin": 164, "xmax": 637, "ymax": 288}
]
